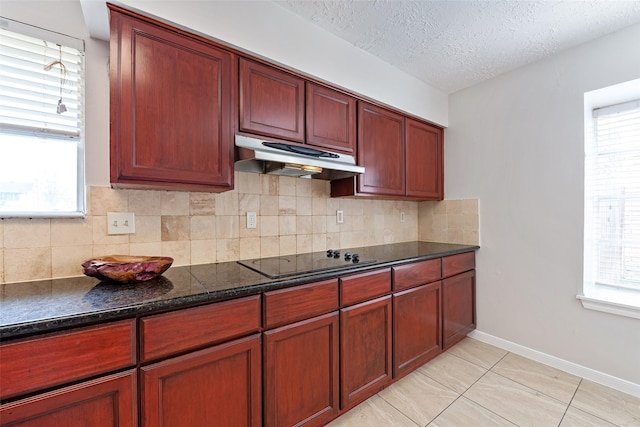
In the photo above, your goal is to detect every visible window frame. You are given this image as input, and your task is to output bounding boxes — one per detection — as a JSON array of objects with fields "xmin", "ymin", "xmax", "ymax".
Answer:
[
  {"xmin": 0, "ymin": 17, "xmax": 85, "ymax": 218},
  {"xmin": 580, "ymin": 78, "xmax": 640, "ymax": 319}
]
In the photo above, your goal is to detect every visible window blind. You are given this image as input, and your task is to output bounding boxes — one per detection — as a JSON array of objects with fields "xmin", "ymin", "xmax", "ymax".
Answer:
[
  {"xmin": 0, "ymin": 27, "xmax": 82, "ymax": 137},
  {"xmin": 588, "ymin": 100, "xmax": 640, "ymax": 291},
  {"xmin": 0, "ymin": 19, "xmax": 85, "ymax": 217}
]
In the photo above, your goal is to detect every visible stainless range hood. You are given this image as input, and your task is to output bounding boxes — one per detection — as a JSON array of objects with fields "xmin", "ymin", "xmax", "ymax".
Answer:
[{"xmin": 235, "ymin": 134, "xmax": 364, "ymax": 180}]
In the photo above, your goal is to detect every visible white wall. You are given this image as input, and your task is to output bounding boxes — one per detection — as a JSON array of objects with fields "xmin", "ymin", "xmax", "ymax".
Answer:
[{"xmin": 446, "ymin": 23, "xmax": 640, "ymax": 385}]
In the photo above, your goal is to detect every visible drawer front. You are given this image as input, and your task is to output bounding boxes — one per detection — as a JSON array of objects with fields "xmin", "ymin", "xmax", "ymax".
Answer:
[
  {"xmin": 442, "ymin": 252, "xmax": 476, "ymax": 278},
  {"xmin": 340, "ymin": 269, "xmax": 391, "ymax": 306},
  {"xmin": 264, "ymin": 279, "xmax": 339, "ymax": 329},
  {"xmin": 0, "ymin": 319, "xmax": 136, "ymax": 400},
  {"xmin": 392, "ymin": 259, "xmax": 441, "ymax": 291},
  {"xmin": 140, "ymin": 295, "xmax": 261, "ymax": 362}
]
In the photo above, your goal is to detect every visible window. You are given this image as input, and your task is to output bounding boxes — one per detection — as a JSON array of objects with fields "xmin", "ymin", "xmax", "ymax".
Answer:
[
  {"xmin": 0, "ymin": 18, "xmax": 84, "ymax": 218},
  {"xmin": 581, "ymin": 79, "xmax": 640, "ymax": 318}
]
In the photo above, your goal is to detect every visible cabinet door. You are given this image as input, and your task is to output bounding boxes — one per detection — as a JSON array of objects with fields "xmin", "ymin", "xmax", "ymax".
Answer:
[
  {"xmin": 306, "ymin": 82, "xmax": 356, "ymax": 154},
  {"xmin": 141, "ymin": 334, "xmax": 262, "ymax": 427},
  {"xmin": 109, "ymin": 8, "xmax": 234, "ymax": 191},
  {"xmin": 240, "ymin": 58, "xmax": 305, "ymax": 142},
  {"xmin": 0, "ymin": 370, "xmax": 136, "ymax": 427},
  {"xmin": 357, "ymin": 102, "xmax": 405, "ymax": 196},
  {"xmin": 442, "ymin": 270, "xmax": 476, "ymax": 349},
  {"xmin": 264, "ymin": 312, "xmax": 339, "ymax": 427},
  {"xmin": 340, "ymin": 295, "xmax": 392, "ymax": 409},
  {"xmin": 393, "ymin": 282, "xmax": 442, "ymax": 377},
  {"xmin": 405, "ymin": 118, "xmax": 443, "ymax": 199}
]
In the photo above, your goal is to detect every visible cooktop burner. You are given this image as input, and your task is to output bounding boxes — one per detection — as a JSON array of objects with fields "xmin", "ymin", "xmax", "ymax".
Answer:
[{"xmin": 237, "ymin": 249, "xmax": 377, "ymax": 279}]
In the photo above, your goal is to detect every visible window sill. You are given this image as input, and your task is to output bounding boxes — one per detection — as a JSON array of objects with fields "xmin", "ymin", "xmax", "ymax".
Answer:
[{"xmin": 577, "ymin": 289, "xmax": 640, "ymax": 319}]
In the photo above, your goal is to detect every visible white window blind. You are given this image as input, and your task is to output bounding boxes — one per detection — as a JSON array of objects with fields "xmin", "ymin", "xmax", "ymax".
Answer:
[
  {"xmin": 0, "ymin": 18, "xmax": 85, "ymax": 217},
  {"xmin": 585, "ymin": 100, "xmax": 640, "ymax": 292}
]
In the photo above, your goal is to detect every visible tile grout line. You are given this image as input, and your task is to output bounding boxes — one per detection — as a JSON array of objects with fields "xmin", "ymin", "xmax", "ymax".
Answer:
[
  {"xmin": 557, "ymin": 377, "xmax": 583, "ymax": 427},
  {"xmin": 455, "ymin": 354, "xmax": 520, "ymax": 427},
  {"xmin": 562, "ymin": 378, "xmax": 624, "ymax": 427},
  {"xmin": 412, "ymin": 351, "xmax": 516, "ymax": 426}
]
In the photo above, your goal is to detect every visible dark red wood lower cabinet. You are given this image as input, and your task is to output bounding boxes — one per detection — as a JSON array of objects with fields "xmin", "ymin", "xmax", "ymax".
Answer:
[
  {"xmin": 141, "ymin": 334, "xmax": 262, "ymax": 427},
  {"xmin": 0, "ymin": 370, "xmax": 137, "ymax": 427},
  {"xmin": 442, "ymin": 270, "xmax": 476, "ymax": 349},
  {"xmin": 263, "ymin": 312, "xmax": 340, "ymax": 427},
  {"xmin": 340, "ymin": 295, "xmax": 392, "ymax": 409},
  {"xmin": 393, "ymin": 281, "xmax": 442, "ymax": 377}
]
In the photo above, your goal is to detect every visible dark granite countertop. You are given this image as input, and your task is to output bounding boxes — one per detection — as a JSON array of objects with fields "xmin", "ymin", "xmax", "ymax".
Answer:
[{"xmin": 0, "ymin": 241, "xmax": 478, "ymax": 341}]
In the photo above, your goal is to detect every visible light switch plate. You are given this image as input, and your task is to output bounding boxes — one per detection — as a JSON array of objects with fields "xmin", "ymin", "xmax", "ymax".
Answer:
[
  {"xmin": 336, "ymin": 210, "xmax": 344, "ymax": 224},
  {"xmin": 107, "ymin": 212, "xmax": 136, "ymax": 235}
]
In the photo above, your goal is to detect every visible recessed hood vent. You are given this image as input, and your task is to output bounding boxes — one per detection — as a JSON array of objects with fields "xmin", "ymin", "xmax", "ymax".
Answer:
[{"xmin": 235, "ymin": 135, "xmax": 364, "ymax": 180}]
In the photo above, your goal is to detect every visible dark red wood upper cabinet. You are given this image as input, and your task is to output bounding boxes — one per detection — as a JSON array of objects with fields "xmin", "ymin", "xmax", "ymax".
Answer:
[
  {"xmin": 405, "ymin": 118, "xmax": 444, "ymax": 200},
  {"xmin": 109, "ymin": 7, "xmax": 234, "ymax": 192},
  {"xmin": 357, "ymin": 102, "xmax": 406, "ymax": 196},
  {"xmin": 239, "ymin": 58, "xmax": 305, "ymax": 142},
  {"xmin": 306, "ymin": 82, "xmax": 356, "ymax": 154}
]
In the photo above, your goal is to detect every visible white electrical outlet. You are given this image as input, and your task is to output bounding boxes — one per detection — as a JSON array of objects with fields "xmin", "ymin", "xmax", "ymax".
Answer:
[
  {"xmin": 400, "ymin": 212, "xmax": 405, "ymax": 223},
  {"xmin": 336, "ymin": 210, "xmax": 344, "ymax": 224},
  {"xmin": 107, "ymin": 212, "xmax": 136, "ymax": 235},
  {"xmin": 246, "ymin": 212, "xmax": 257, "ymax": 229}
]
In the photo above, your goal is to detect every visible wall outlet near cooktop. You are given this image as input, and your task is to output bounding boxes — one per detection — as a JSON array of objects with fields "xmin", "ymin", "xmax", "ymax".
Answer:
[{"xmin": 336, "ymin": 210, "xmax": 344, "ymax": 224}]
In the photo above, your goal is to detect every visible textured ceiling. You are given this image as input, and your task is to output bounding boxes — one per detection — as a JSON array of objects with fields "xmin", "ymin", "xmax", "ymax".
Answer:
[{"xmin": 275, "ymin": 0, "xmax": 640, "ymax": 93}]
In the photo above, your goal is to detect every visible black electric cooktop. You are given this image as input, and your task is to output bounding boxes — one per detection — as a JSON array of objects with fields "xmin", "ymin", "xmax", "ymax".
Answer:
[{"xmin": 237, "ymin": 249, "xmax": 376, "ymax": 279}]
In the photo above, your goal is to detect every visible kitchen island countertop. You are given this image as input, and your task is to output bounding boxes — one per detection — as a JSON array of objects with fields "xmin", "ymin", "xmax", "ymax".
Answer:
[{"xmin": 0, "ymin": 241, "xmax": 478, "ymax": 340}]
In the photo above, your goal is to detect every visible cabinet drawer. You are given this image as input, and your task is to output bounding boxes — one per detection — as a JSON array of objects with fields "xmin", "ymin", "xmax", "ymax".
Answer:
[
  {"xmin": 392, "ymin": 259, "xmax": 441, "ymax": 291},
  {"xmin": 442, "ymin": 252, "xmax": 476, "ymax": 278},
  {"xmin": 140, "ymin": 295, "xmax": 261, "ymax": 362},
  {"xmin": 264, "ymin": 279, "xmax": 339, "ymax": 329},
  {"xmin": 340, "ymin": 269, "xmax": 391, "ymax": 306},
  {"xmin": 0, "ymin": 319, "xmax": 136, "ymax": 400}
]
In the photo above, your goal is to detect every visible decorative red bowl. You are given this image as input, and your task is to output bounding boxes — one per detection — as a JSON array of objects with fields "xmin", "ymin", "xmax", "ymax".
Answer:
[{"xmin": 81, "ymin": 255, "xmax": 174, "ymax": 283}]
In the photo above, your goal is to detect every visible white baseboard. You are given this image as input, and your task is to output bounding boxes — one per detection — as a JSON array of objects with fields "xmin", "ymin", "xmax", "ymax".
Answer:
[{"xmin": 468, "ymin": 330, "xmax": 640, "ymax": 399}]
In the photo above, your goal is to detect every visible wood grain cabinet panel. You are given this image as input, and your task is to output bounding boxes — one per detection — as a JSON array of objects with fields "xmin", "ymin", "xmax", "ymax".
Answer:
[
  {"xmin": 306, "ymin": 82, "xmax": 356, "ymax": 154},
  {"xmin": 240, "ymin": 58, "xmax": 305, "ymax": 142},
  {"xmin": 0, "ymin": 370, "xmax": 137, "ymax": 427},
  {"xmin": 264, "ymin": 312, "xmax": 339, "ymax": 427},
  {"xmin": 392, "ymin": 258, "xmax": 441, "ymax": 291},
  {"xmin": 356, "ymin": 102, "xmax": 405, "ymax": 196},
  {"xmin": 263, "ymin": 279, "xmax": 339, "ymax": 329},
  {"xmin": 339, "ymin": 268, "xmax": 391, "ymax": 306},
  {"xmin": 0, "ymin": 319, "xmax": 135, "ymax": 400},
  {"xmin": 340, "ymin": 295, "xmax": 392, "ymax": 409},
  {"xmin": 141, "ymin": 334, "xmax": 262, "ymax": 427},
  {"xmin": 109, "ymin": 6, "xmax": 234, "ymax": 191},
  {"xmin": 442, "ymin": 270, "xmax": 476, "ymax": 349},
  {"xmin": 140, "ymin": 295, "xmax": 261, "ymax": 362},
  {"xmin": 405, "ymin": 118, "xmax": 444, "ymax": 199},
  {"xmin": 442, "ymin": 252, "xmax": 476, "ymax": 278},
  {"xmin": 393, "ymin": 282, "xmax": 442, "ymax": 377}
]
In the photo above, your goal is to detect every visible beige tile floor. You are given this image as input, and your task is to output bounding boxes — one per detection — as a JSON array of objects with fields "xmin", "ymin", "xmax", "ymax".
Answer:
[{"xmin": 327, "ymin": 338, "xmax": 640, "ymax": 427}]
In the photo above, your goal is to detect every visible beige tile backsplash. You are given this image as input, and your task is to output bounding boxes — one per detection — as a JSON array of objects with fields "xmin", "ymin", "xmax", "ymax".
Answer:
[
  {"xmin": 418, "ymin": 199, "xmax": 480, "ymax": 246},
  {"xmin": 0, "ymin": 172, "xmax": 479, "ymax": 284}
]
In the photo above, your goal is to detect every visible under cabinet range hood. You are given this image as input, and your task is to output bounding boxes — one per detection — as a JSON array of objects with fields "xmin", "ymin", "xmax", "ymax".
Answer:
[{"xmin": 235, "ymin": 134, "xmax": 364, "ymax": 180}]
